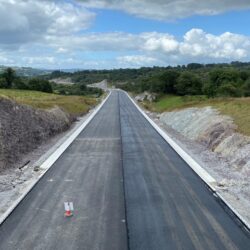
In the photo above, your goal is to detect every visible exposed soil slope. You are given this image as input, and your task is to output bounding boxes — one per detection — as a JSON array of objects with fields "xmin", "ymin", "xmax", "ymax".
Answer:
[
  {"xmin": 160, "ymin": 107, "xmax": 250, "ymax": 171},
  {"xmin": 0, "ymin": 97, "xmax": 73, "ymax": 171}
]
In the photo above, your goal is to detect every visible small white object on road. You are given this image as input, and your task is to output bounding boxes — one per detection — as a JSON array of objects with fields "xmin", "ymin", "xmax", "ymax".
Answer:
[{"xmin": 64, "ymin": 202, "xmax": 74, "ymax": 217}]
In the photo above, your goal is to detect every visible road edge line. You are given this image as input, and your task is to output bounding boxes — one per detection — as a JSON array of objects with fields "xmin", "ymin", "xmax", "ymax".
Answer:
[
  {"xmin": 124, "ymin": 91, "xmax": 216, "ymax": 189},
  {"xmin": 124, "ymin": 91, "xmax": 250, "ymax": 232},
  {"xmin": 0, "ymin": 92, "xmax": 111, "ymax": 226}
]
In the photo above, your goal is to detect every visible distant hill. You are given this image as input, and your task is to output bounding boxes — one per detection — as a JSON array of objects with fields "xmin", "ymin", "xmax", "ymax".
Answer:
[{"xmin": 0, "ymin": 66, "xmax": 53, "ymax": 77}]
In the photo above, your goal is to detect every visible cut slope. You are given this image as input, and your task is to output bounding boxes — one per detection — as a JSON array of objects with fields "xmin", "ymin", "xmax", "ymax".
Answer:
[{"xmin": 0, "ymin": 97, "xmax": 72, "ymax": 170}]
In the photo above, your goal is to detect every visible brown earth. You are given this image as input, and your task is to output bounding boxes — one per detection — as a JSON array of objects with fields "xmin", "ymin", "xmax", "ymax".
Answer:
[{"xmin": 0, "ymin": 97, "xmax": 74, "ymax": 171}]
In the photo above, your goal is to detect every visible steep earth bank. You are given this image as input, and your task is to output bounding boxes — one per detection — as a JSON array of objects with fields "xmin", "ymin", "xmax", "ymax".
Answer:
[
  {"xmin": 0, "ymin": 97, "xmax": 73, "ymax": 171},
  {"xmin": 160, "ymin": 107, "xmax": 250, "ymax": 172}
]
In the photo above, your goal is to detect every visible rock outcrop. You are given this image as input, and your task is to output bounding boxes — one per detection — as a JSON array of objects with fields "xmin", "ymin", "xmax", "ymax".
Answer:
[
  {"xmin": 160, "ymin": 107, "xmax": 250, "ymax": 170},
  {"xmin": 135, "ymin": 92, "xmax": 156, "ymax": 102}
]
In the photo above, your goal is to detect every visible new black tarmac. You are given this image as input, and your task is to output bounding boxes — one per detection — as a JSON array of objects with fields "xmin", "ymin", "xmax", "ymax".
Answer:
[{"xmin": 0, "ymin": 91, "xmax": 249, "ymax": 250}]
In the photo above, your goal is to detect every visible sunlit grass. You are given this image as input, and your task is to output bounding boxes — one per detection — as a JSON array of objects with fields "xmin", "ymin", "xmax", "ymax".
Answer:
[
  {"xmin": 142, "ymin": 95, "xmax": 250, "ymax": 136},
  {"xmin": 0, "ymin": 89, "xmax": 98, "ymax": 115}
]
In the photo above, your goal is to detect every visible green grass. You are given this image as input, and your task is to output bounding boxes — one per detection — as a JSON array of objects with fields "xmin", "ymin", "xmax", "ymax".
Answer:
[
  {"xmin": 143, "ymin": 95, "xmax": 250, "ymax": 136},
  {"xmin": 0, "ymin": 89, "xmax": 98, "ymax": 116}
]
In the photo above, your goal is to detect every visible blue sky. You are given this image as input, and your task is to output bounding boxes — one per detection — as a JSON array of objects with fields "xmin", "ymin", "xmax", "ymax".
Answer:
[
  {"xmin": 91, "ymin": 9, "xmax": 250, "ymax": 37},
  {"xmin": 0, "ymin": 0, "xmax": 250, "ymax": 69}
]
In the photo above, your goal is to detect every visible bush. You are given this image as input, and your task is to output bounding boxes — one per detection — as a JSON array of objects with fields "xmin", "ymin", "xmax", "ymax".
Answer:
[
  {"xmin": 0, "ymin": 78, "xmax": 7, "ymax": 88},
  {"xmin": 28, "ymin": 79, "xmax": 53, "ymax": 93},
  {"xmin": 13, "ymin": 78, "xmax": 28, "ymax": 90},
  {"xmin": 202, "ymin": 82, "xmax": 216, "ymax": 98},
  {"xmin": 241, "ymin": 79, "xmax": 250, "ymax": 96},
  {"xmin": 217, "ymin": 83, "xmax": 241, "ymax": 97}
]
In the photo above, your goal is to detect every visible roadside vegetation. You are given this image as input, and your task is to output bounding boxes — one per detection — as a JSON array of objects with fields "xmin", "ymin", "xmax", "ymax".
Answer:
[
  {"xmin": 0, "ymin": 67, "xmax": 103, "ymax": 97},
  {"xmin": 119, "ymin": 63, "xmax": 250, "ymax": 98},
  {"xmin": 142, "ymin": 95, "xmax": 250, "ymax": 136},
  {"xmin": 0, "ymin": 67, "xmax": 103, "ymax": 115},
  {"xmin": 40, "ymin": 61, "xmax": 250, "ymax": 135},
  {"xmin": 1, "ymin": 63, "xmax": 249, "ymax": 133},
  {"xmin": 0, "ymin": 89, "xmax": 98, "ymax": 116},
  {"xmin": 45, "ymin": 61, "xmax": 250, "ymax": 98}
]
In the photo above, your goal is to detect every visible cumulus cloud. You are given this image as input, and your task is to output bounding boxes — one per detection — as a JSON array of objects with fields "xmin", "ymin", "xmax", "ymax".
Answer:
[
  {"xmin": 79, "ymin": 0, "xmax": 250, "ymax": 20},
  {"xmin": 46, "ymin": 29, "xmax": 250, "ymax": 61},
  {"xmin": 46, "ymin": 32, "xmax": 142, "ymax": 52},
  {"xmin": 117, "ymin": 55, "xmax": 163, "ymax": 67},
  {"xmin": 0, "ymin": 0, "xmax": 95, "ymax": 47},
  {"xmin": 179, "ymin": 29, "xmax": 250, "ymax": 60},
  {"xmin": 3, "ymin": 28, "xmax": 250, "ymax": 68}
]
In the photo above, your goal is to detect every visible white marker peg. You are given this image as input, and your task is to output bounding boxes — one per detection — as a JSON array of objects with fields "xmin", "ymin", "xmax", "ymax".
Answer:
[{"xmin": 64, "ymin": 202, "xmax": 74, "ymax": 217}]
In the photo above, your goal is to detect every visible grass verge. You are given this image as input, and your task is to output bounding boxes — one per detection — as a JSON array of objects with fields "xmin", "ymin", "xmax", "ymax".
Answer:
[
  {"xmin": 0, "ymin": 89, "xmax": 98, "ymax": 116},
  {"xmin": 142, "ymin": 95, "xmax": 250, "ymax": 136}
]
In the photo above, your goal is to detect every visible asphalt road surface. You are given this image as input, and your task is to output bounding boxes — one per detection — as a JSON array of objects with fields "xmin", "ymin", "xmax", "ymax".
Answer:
[{"xmin": 0, "ymin": 91, "xmax": 249, "ymax": 250}]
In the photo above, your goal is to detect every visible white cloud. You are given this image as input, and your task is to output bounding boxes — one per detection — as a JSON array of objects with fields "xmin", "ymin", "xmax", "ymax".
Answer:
[
  {"xmin": 179, "ymin": 29, "xmax": 249, "ymax": 60},
  {"xmin": 142, "ymin": 33, "xmax": 179, "ymax": 53},
  {"xmin": 0, "ymin": 0, "xmax": 95, "ymax": 47},
  {"xmin": 46, "ymin": 29, "xmax": 250, "ymax": 61},
  {"xmin": 117, "ymin": 55, "xmax": 163, "ymax": 67},
  {"xmin": 0, "ymin": 54, "xmax": 14, "ymax": 65},
  {"xmin": 22, "ymin": 56, "xmax": 56, "ymax": 65},
  {"xmin": 79, "ymin": 0, "xmax": 250, "ymax": 20}
]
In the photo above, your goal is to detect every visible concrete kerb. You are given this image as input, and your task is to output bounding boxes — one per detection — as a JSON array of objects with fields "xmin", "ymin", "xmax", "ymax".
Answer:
[
  {"xmin": 123, "ymin": 90, "xmax": 217, "ymax": 189},
  {"xmin": 123, "ymin": 90, "xmax": 250, "ymax": 231},
  {"xmin": 0, "ymin": 92, "xmax": 111, "ymax": 226}
]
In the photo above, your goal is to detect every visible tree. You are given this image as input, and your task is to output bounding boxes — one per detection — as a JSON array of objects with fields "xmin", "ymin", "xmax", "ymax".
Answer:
[
  {"xmin": 241, "ymin": 79, "xmax": 250, "ymax": 96},
  {"xmin": 202, "ymin": 82, "xmax": 216, "ymax": 98},
  {"xmin": 13, "ymin": 78, "xmax": 28, "ymax": 90},
  {"xmin": 159, "ymin": 70, "xmax": 180, "ymax": 94},
  {"xmin": 3, "ymin": 67, "xmax": 16, "ymax": 88},
  {"xmin": 187, "ymin": 63, "xmax": 204, "ymax": 70},
  {"xmin": 217, "ymin": 83, "xmax": 241, "ymax": 97},
  {"xmin": 209, "ymin": 68, "xmax": 240, "ymax": 88},
  {"xmin": 208, "ymin": 68, "xmax": 243, "ymax": 97},
  {"xmin": 0, "ymin": 78, "xmax": 7, "ymax": 88},
  {"xmin": 175, "ymin": 72, "xmax": 202, "ymax": 95},
  {"xmin": 28, "ymin": 78, "xmax": 52, "ymax": 93}
]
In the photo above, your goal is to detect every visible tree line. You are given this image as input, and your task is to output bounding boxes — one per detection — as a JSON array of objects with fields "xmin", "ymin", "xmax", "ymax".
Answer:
[
  {"xmin": 0, "ymin": 67, "xmax": 53, "ymax": 93},
  {"xmin": 120, "ymin": 67, "xmax": 250, "ymax": 97},
  {"xmin": 2, "ymin": 62, "xmax": 250, "ymax": 98},
  {"xmin": 46, "ymin": 62, "xmax": 250, "ymax": 97},
  {"xmin": 0, "ymin": 67, "xmax": 103, "ymax": 97}
]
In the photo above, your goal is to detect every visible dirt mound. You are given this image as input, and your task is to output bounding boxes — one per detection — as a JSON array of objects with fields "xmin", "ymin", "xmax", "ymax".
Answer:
[{"xmin": 0, "ymin": 97, "xmax": 73, "ymax": 170}]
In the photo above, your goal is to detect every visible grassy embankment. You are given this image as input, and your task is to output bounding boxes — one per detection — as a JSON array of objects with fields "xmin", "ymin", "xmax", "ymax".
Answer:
[
  {"xmin": 142, "ymin": 95, "xmax": 250, "ymax": 136},
  {"xmin": 0, "ymin": 89, "xmax": 98, "ymax": 116}
]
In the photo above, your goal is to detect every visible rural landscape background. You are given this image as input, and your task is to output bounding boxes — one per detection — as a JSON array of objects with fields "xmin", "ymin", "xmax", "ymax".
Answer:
[{"xmin": 0, "ymin": 1, "xmax": 250, "ymax": 249}]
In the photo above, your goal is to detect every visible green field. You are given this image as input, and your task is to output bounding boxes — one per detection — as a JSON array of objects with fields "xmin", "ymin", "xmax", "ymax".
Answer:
[
  {"xmin": 0, "ymin": 89, "xmax": 98, "ymax": 116},
  {"xmin": 142, "ymin": 95, "xmax": 250, "ymax": 136}
]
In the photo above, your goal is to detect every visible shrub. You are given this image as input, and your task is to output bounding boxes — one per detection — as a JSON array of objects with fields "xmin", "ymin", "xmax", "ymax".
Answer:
[
  {"xmin": 217, "ymin": 83, "xmax": 241, "ymax": 97},
  {"xmin": 28, "ymin": 79, "xmax": 53, "ymax": 93},
  {"xmin": 0, "ymin": 78, "xmax": 7, "ymax": 88},
  {"xmin": 241, "ymin": 79, "xmax": 250, "ymax": 97}
]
